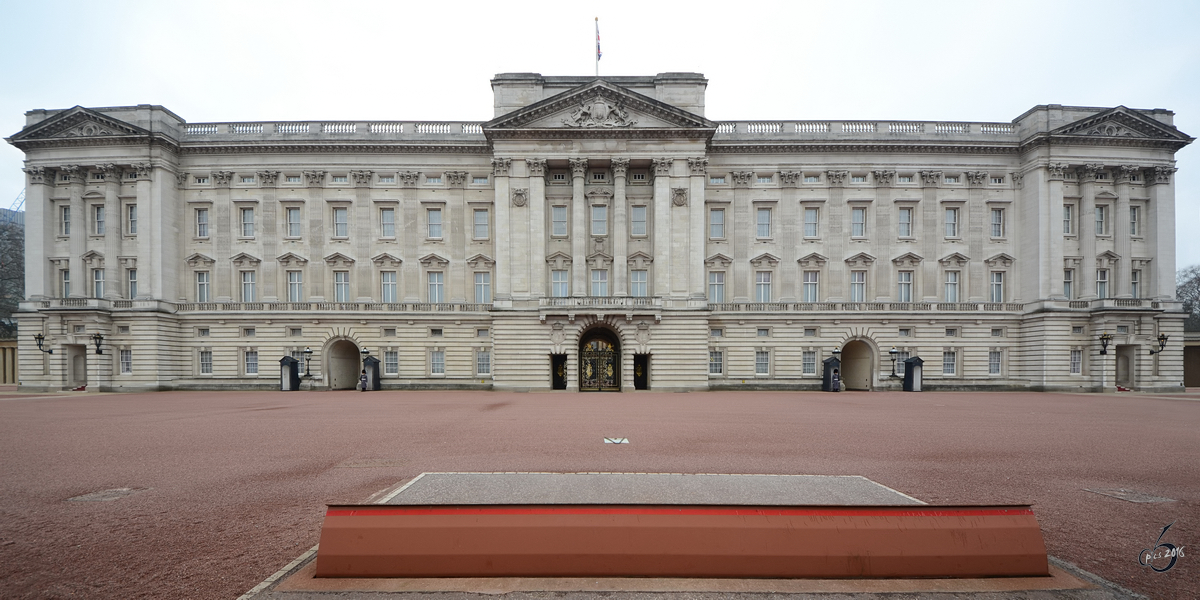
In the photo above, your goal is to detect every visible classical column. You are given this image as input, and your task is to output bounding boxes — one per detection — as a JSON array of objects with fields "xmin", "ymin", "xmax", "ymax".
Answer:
[
  {"xmin": 527, "ymin": 159, "xmax": 547, "ymax": 298},
  {"xmin": 689, "ymin": 158, "xmax": 708, "ymax": 298},
  {"xmin": 1147, "ymin": 166, "xmax": 1177, "ymax": 298},
  {"xmin": 398, "ymin": 171, "xmax": 420, "ymax": 301},
  {"xmin": 64, "ymin": 166, "xmax": 85, "ymax": 297},
  {"xmin": 302, "ymin": 170, "xmax": 326, "ymax": 301},
  {"xmin": 652, "ymin": 159, "xmax": 673, "ymax": 297},
  {"xmin": 918, "ymin": 170, "xmax": 940, "ymax": 302},
  {"xmin": 611, "ymin": 158, "xmax": 629, "ymax": 296},
  {"xmin": 569, "ymin": 158, "xmax": 588, "ymax": 296},
  {"xmin": 22, "ymin": 166, "xmax": 50, "ymax": 298},
  {"xmin": 100, "ymin": 164, "xmax": 124, "ymax": 299},
  {"xmin": 1078, "ymin": 164, "xmax": 1099, "ymax": 299},
  {"xmin": 1045, "ymin": 164, "xmax": 1066, "ymax": 299},
  {"xmin": 351, "ymin": 170, "xmax": 373, "ymax": 301},
  {"xmin": 872, "ymin": 170, "xmax": 896, "ymax": 301},
  {"xmin": 493, "ymin": 158, "xmax": 512, "ymax": 300},
  {"xmin": 130, "ymin": 163, "xmax": 153, "ymax": 299},
  {"xmin": 1114, "ymin": 165, "xmax": 1136, "ymax": 297}
]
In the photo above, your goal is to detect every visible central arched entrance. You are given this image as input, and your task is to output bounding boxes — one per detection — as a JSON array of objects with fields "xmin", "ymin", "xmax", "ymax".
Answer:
[
  {"xmin": 841, "ymin": 340, "xmax": 874, "ymax": 391},
  {"xmin": 579, "ymin": 328, "xmax": 620, "ymax": 391},
  {"xmin": 327, "ymin": 340, "xmax": 362, "ymax": 390}
]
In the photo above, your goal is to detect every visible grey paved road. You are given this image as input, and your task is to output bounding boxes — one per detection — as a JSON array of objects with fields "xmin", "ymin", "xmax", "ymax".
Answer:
[{"xmin": 0, "ymin": 389, "xmax": 1195, "ymax": 599}]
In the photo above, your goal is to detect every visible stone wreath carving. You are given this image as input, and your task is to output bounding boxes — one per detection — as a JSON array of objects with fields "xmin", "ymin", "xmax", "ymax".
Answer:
[
  {"xmin": 511, "ymin": 188, "xmax": 528, "ymax": 207},
  {"xmin": 671, "ymin": 187, "xmax": 688, "ymax": 207}
]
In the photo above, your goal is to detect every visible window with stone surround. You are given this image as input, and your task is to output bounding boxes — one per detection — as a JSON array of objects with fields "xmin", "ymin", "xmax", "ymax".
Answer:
[
  {"xmin": 1063, "ymin": 204, "xmax": 1073, "ymax": 235},
  {"xmin": 196, "ymin": 271, "xmax": 210, "ymax": 302},
  {"xmin": 850, "ymin": 270, "xmax": 866, "ymax": 302},
  {"xmin": 755, "ymin": 351, "xmax": 770, "ymax": 375},
  {"xmin": 630, "ymin": 205, "xmax": 647, "ymax": 236},
  {"xmin": 195, "ymin": 208, "xmax": 209, "ymax": 238},
  {"xmin": 239, "ymin": 207, "xmax": 254, "ymax": 238},
  {"xmin": 990, "ymin": 208, "xmax": 1004, "ymax": 238},
  {"xmin": 428, "ymin": 271, "xmax": 444, "ymax": 303},
  {"xmin": 552, "ymin": 206, "xmax": 568, "ymax": 236},
  {"xmin": 897, "ymin": 270, "xmax": 913, "ymax": 303},
  {"xmin": 1096, "ymin": 269, "xmax": 1109, "ymax": 299},
  {"xmin": 898, "ymin": 206, "xmax": 914, "ymax": 238},
  {"xmin": 430, "ymin": 350, "xmax": 445, "ymax": 375},
  {"xmin": 944, "ymin": 207, "xmax": 959, "ymax": 238},
  {"xmin": 286, "ymin": 207, "xmax": 302, "ymax": 238},
  {"xmin": 240, "ymin": 270, "xmax": 256, "ymax": 302},
  {"xmin": 630, "ymin": 270, "xmax": 648, "ymax": 297},
  {"xmin": 1130, "ymin": 206, "xmax": 1140, "ymax": 237},
  {"xmin": 708, "ymin": 271, "xmax": 725, "ymax": 302},
  {"xmin": 476, "ymin": 350, "xmax": 491, "ymax": 376},
  {"xmin": 473, "ymin": 209, "xmax": 490, "ymax": 240},
  {"xmin": 333, "ymin": 271, "xmax": 350, "ymax": 302},
  {"xmin": 551, "ymin": 269, "xmax": 569, "ymax": 297},
  {"xmin": 475, "ymin": 272, "xmax": 491, "ymax": 303},
  {"xmin": 61, "ymin": 205, "xmax": 70, "ymax": 235},
  {"xmin": 332, "ymin": 207, "xmax": 349, "ymax": 238},
  {"xmin": 944, "ymin": 270, "xmax": 960, "ymax": 302},
  {"xmin": 380, "ymin": 207, "xmax": 396, "ymax": 238},
  {"xmin": 93, "ymin": 205, "xmax": 105, "ymax": 235},
  {"xmin": 591, "ymin": 269, "xmax": 609, "ymax": 296},
  {"xmin": 126, "ymin": 204, "xmax": 137, "ymax": 235},
  {"xmin": 1095, "ymin": 205, "xmax": 1108, "ymax": 236},
  {"xmin": 851, "ymin": 206, "xmax": 867, "ymax": 238},
  {"xmin": 709, "ymin": 208, "xmax": 725, "ymax": 239},
  {"xmin": 803, "ymin": 271, "xmax": 819, "ymax": 302},
  {"xmin": 990, "ymin": 272, "xmax": 1004, "ymax": 303},
  {"xmin": 756, "ymin": 207, "xmax": 772, "ymax": 238},
  {"xmin": 709, "ymin": 350, "xmax": 723, "ymax": 375},
  {"xmin": 804, "ymin": 207, "xmax": 819, "ymax": 238},
  {"xmin": 427, "ymin": 208, "xmax": 442, "ymax": 239},
  {"xmin": 381, "ymin": 271, "xmax": 397, "ymax": 303},
  {"xmin": 591, "ymin": 205, "xmax": 608, "ymax": 236},
  {"xmin": 245, "ymin": 350, "xmax": 259, "ymax": 375},
  {"xmin": 755, "ymin": 271, "xmax": 771, "ymax": 302}
]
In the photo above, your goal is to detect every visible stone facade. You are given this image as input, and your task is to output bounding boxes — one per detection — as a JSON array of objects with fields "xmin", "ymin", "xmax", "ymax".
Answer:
[{"xmin": 7, "ymin": 73, "xmax": 1193, "ymax": 393}]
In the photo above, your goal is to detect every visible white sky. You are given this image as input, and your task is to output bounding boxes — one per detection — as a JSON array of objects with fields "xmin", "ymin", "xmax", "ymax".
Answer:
[{"xmin": 2, "ymin": 0, "xmax": 1198, "ymax": 269}]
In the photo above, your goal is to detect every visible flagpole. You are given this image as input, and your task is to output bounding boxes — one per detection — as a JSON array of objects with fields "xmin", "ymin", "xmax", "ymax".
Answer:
[{"xmin": 595, "ymin": 17, "xmax": 599, "ymax": 77}]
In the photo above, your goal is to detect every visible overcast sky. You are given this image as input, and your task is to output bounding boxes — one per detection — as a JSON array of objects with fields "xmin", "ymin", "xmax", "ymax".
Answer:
[{"xmin": 2, "ymin": 0, "xmax": 1198, "ymax": 269}]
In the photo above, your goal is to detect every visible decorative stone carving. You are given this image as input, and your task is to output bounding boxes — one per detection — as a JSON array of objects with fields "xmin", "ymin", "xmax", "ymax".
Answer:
[
  {"xmin": 1078, "ymin": 164, "xmax": 1101, "ymax": 182},
  {"xmin": 419, "ymin": 253, "xmax": 449, "ymax": 269},
  {"xmin": 351, "ymin": 170, "xmax": 374, "ymax": 186},
  {"xmin": 938, "ymin": 252, "xmax": 970, "ymax": 268},
  {"xmin": 132, "ymin": 162, "xmax": 152, "ymax": 180},
  {"xmin": 671, "ymin": 187, "xmax": 688, "ymax": 207},
  {"xmin": 587, "ymin": 250, "xmax": 612, "ymax": 269},
  {"xmin": 704, "ymin": 253, "xmax": 733, "ymax": 268},
  {"xmin": 845, "ymin": 252, "xmax": 876, "ymax": 268},
  {"xmin": 525, "ymin": 158, "xmax": 547, "ymax": 177},
  {"xmin": 779, "ymin": 171, "xmax": 801, "ymax": 186},
  {"xmin": 276, "ymin": 252, "xmax": 309, "ymax": 267},
  {"xmin": 825, "ymin": 170, "xmax": 849, "ymax": 186},
  {"xmin": 985, "ymin": 253, "xmax": 1015, "ymax": 268},
  {"xmin": 546, "ymin": 251, "xmax": 573, "ymax": 269},
  {"xmin": 230, "ymin": 252, "xmax": 261, "ymax": 268},
  {"xmin": 873, "ymin": 170, "xmax": 896, "ymax": 187},
  {"xmin": 1010, "ymin": 171, "xmax": 1024, "ymax": 188},
  {"xmin": 730, "ymin": 171, "xmax": 754, "ymax": 187},
  {"xmin": 23, "ymin": 166, "xmax": 47, "ymax": 184},
  {"xmin": 59, "ymin": 165, "xmax": 83, "ymax": 184},
  {"xmin": 636, "ymin": 321, "xmax": 650, "ymax": 345},
  {"xmin": 174, "ymin": 171, "xmax": 188, "ymax": 187},
  {"xmin": 185, "ymin": 253, "xmax": 215, "ymax": 268},
  {"xmin": 569, "ymin": 158, "xmax": 589, "ymax": 178},
  {"xmin": 212, "ymin": 170, "xmax": 234, "ymax": 186},
  {"xmin": 688, "ymin": 158, "xmax": 708, "ymax": 175},
  {"xmin": 1152, "ymin": 166, "xmax": 1176, "ymax": 184},
  {"xmin": 1115, "ymin": 165, "xmax": 1140, "ymax": 184},
  {"xmin": 797, "ymin": 252, "xmax": 828, "ymax": 268},
  {"xmin": 652, "ymin": 159, "xmax": 673, "ymax": 177},
  {"xmin": 446, "ymin": 171, "xmax": 468, "ymax": 187},
  {"xmin": 257, "ymin": 170, "xmax": 279, "ymax": 187},
  {"xmin": 303, "ymin": 170, "xmax": 326, "ymax": 186},
  {"xmin": 511, "ymin": 188, "xmax": 529, "ymax": 207},
  {"xmin": 750, "ymin": 253, "xmax": 780, "ymax": 268},
  {"xmin": 919, "ymin": 170, "xmax": 943, "ymax": 186},
  {"xmin": 585, "ymin": 188, "xmax": 613, "ymax": 202},
  {"xmin": 323, "ymin": 252, "xmax": 355, "ymax": 268},
  {"xmin": 491, "ymin": 158, "xmax": 511, "ymax": 176},
  {"xmin": 965, "ymin": 171, "xmax": 988, "ymax": 186},
  {"xmin": 892, "ymin": 252, "xmax": 923, "ymax": 268},
  {"xmin": 1047, "ymin": 163, "xmax": 1067, "ymax": 180},
  {"xmin": 610, "ymin": 158, "xmax": 630, "ymax": 178},
  {"xmin": 562, "ymin": 94, "xmax": 637, "ymax": 128},
  {"xmin": 466, "ymin": 253, "xmax": 496, "ymax": 269},
  {"xmin": 628, "ymin": 251, "xmax": 653, "ymax": 269},
  {"xmin": 398, "ymin": 171, "xmax": 420, "ymax": 187},
  {"xmin": 81, "ymin": 250, "xmax": 104, "ymax": 267},
  {"xmin": 550, "ymin": 322, "xmax": 565, "ymax": 345},
  {"xmin": 1095, "ymin": 250, "xmax": 1120, "ymax": 269},
  {"xmin": 592, "ymin": 237, "xmax": 607, "ymax": 256},
  {"xmin": 371, "ymin": 253, "xmax": 402, "ymax": 268}
]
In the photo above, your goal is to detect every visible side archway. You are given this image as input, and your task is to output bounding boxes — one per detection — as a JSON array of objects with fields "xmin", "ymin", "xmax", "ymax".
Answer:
[
  {"xmin": 841, "ymin": 340, "xmax": 874, "ymax": 391},
  {"xmin": 326, "ymin": 339, "xmax": 362, "ymax": 390}
]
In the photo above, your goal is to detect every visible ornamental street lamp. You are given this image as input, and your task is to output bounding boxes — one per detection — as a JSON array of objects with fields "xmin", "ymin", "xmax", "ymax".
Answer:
[
  {"xmin": 91, "ymin": 332, "xmax": 104, "ymax": 355},
  {"xmin": 1149, "ymin": 333, "xmax": 1169, "ymax": 355},
  {"xmin": 1098, "ymin": 332, "xmax": 1114, "ymax": 392},
  {"xmin": 360, "ymin": 347, "xmax": 370, "ymax": 367},
  {"xmin": 889, "ymin": 346, "xmax": 899, "ymax": 378},
  {"xmin": 302, "ymin": 346, "xmax": 313, "ymax": 377},
  {"xmin": 33, "ymin": 333, "xmax": 53, "ymax": 354}
]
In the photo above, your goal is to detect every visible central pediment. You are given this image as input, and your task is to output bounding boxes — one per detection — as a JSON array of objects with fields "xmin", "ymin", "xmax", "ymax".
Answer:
[{"xmin": 484, "ymin": 80, "xmax": 717, "ymax": 138}]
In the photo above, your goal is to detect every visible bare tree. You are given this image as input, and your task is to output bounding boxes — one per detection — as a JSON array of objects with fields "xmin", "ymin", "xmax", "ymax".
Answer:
[
  {"xmin": 1179, "ymin": 264, "xmax": 1200, "ymax": 331},
  {"xmin": 0, "ymin": 220, "xmax": 22, "ymax": 338}
]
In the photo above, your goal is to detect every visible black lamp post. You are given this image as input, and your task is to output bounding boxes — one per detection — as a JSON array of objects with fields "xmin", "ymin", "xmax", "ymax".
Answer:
[
  {"xmin": 1099, "ymin": 332, "xmax": 1114, "ymax": 355},
  {"xmin": 360, "ymin": 347, "xmax": 370, "ymax": 366},
  {"xmin": 302, "ymin": 346, "xmax": 313, "ymax": 377},
  {"xmin": 33, "ymin": 333, "xmax": 53, "ymax": 354},
  {"xmin": 1149, "ymin": 333, "xmax": 1169, "ymax": 355},
  {"xmin": 889, "ymin": 346, "xmax": 899, "ymax": 378},
  {"xmin": 91, "ymin": 332, "xmax": 104, "ymax": 355}
]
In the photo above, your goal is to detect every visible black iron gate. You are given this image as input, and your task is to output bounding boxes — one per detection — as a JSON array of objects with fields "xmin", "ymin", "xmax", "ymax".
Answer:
[{"xmin": 580, "ymin": 338, "xmax": 619, "ymax": 391}]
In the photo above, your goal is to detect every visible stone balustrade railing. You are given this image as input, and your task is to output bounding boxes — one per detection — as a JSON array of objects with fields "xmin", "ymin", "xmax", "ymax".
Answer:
[
  {"xmin": 539, "ymin": 297, "xmax": 663, "ymax": 308},
  {"xmin": 708, "ymin": 302, "xmax": 1027, "ymax": 313},
  {"xmin": 181, "ymin": 121, "xmax": 488, "ymax": 140},
  {"xmin": 713, "ymin": 120, "xmax": 1018, "ymax": 139}
]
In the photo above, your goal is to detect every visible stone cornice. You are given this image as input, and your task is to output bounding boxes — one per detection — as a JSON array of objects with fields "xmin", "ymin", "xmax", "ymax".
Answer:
[
  {"xmin": 709, "ymin": 142, "xmax": 1018, "ymax": 155},
  {"xmin": 179, "ymin": 142, "xmax": 490, "ymax": 155}
]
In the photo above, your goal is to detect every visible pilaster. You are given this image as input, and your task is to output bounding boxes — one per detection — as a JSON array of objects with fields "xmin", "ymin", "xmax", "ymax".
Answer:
[
  {"xmin": 493, "ymin": 158, "xmax": 512, "ymax": 300},
  {"xmin": 652, "ymin": 159, "xmax": 673, "ymax": 297},
  {"xmin": 570, "ymin": 158, "xmax": 588, "ymax": 296},
  {"xmin": 22, "ymin": 167, "xmax": 51, "ymax": 298},
  {"xmin": 1078, "ymin": 164, "xmax": 1098, "ymax": 299},
  {"xmin": 689, "ymin": 158, "xmax": 708, "ymax": 299},
  {"xmin": 611, "ymin": 158, "xmax": 629, "ymax": 297},
  {"xmin": 100, "ymin": 164, "xmax": 122, "ymax": 299},
  {"xmin": 1114, "ymin": 165, "xmax": 1135, "ymax": 297},
  {"xmin": 65, "ymin": 166, "xmax": 85, "ymax": 297},
  {"xmin": 1147, "ymin": 166, "xmax": 1177, "ymax": 298},
  {"xmin": 1045, "ymin": 164, "xmax": 1066, "ymax": 299},
  {"xmin": 527, "ymin": 159, "xmax": 547, "ymax": 298}
]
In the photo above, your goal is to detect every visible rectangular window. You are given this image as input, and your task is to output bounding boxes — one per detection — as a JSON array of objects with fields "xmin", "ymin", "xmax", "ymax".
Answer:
[
  {"xmin": 710, "ymin": 208, "xmax": 725, "ymax": 238},
  {"xmin": 427, "ymin": 208, "xmax": 442, "ymax": 238},
  {"xmin": 850, "ymin": 270, "xmax": 866, "ymax": 302},
  {"xmin": 944, "ymin": 271, "xmax": 960, "ymax": 303},
  {"xmin": 1070, "ymin": 349, "xmax": 1082, "ymax": 374},
  {"xmin": 946, "ymin": 328, "xmax": 958, "ymax": 337},
  {"xmin": 61, "ymin": 206, "xmax": 71, "ymax": 235},
  {"xmin": 805, "ymin": 175, "xmax": 820, "ymax": 183},
  {"xmin": 552, "ymin": 206, "xmax": 568, "ymax": 236},
  {"xmin": 631, "ymin": 206, "xmax": 647, "ymax": 236},
  {"xmin": 851, "ymin": 207, "xmax": 866, "ymax": 237},
  {"xmin": 473, "ymin": 209, "xmax": 489, "ymax": 239},
  {"xmin": 991, "ymin": 208, "xmax": 1004, "ymax": 237},
  {"xmin": 757, "ymin": 175, "xmax": 772, "ymax": 184},
  {"xmin": 1063, "ymin": 205, "xmax": 1073, "ymax": 234},
  {"xmin": 334, "ymin": 271, "xmax": 350, "ymax": 302},
  {"xmin": 897, "ymin": 175, "xmax": 913, "ymax": 183},
  {"xmin": 851, "ymin": 175, "xmax": 866, "ymax": 183},
  {"xmin": 592, "ymin": 171, "xmax": 606, "ymax": 181},
  {"xmin": 196, "ymin": 208, "xmax": 209, "ymax": 238},
  {"xmin": 286, "ymin": 207, "xmax": 302, "ymax": 237},
  {"xmin": 551, "ymin": 269, "xmax": 569, "ymax": 297},
  {"xmin": 1130, "ymin": 206, "xmax": 1139, "ymax": 236},
  {"xmin": 62, "ymin": 270, "xmax": 70, "ymax": 297},
  {"xmin": 991, "ymin": 176, "xmax": 1005, "ymax": 184},
  {"xmin": 711, "ymin": 328, "xmax": 723, "ymax": 337},
  {"xmin": 473, "ymin": 176, "xmax": 488, "ymax": 185},
  {"xmin": 286, "ymin": 175, "xmax": 301, "ymax": 184},
  {"xmin": 898, "ymin": 207, "xmax": 913, "ymax": 237},
  {"xmin": 630, "ymin": 270, "xmax": 648, "ymax": 297},
  {"xmin": 126, "ymin": 204, "xmax": 137, "ymax": 235},
  {"xmin": 755, "ymin": 271, "xmax": 771, "ymax": 302},
  {"xmin": 708, "ymin": 271, "xmax": 725, "ymax": 302},
  {"xmin": 894, "ymin": 351, "xmax": 910, "ymax": 376},
  {"xmin": 899, "ymin": 328, "xmax": 911, "ymax": 337},
  {"xmin": 802, "ymin": 271, "xmax": 819, "ymax": 303},
  {"xmin": 552, "ymin": 172, "xmax": 566, "ymax": 182},
  {"xmin": 897, "ymin": 270, "xmax": 913, "ymax": 303},
  {"xmin": 756, "ymin": 207, "xmax": 771, "ymax": 238},
  {"xmin": 332, "ymin": 207, "xmax": 348, "ymax": 237},
  {"xmin": 381, "ymin": 271, "xmax": 397, "ymax": 303},
  {"xmin": 380, "ymin": 207, "xmax": 395, "ymax": 237},
  {"xmin": 944, "ymin": 176, "xmax": 959, "ymax": 184},
  {"xmin": 1096, "ymin": 269, "xmax": 1109, "ymax": 299},
  {"xmin": 428, "ymin": 272, "xmax": 444, "ymax": 303},
  {"xmin": 287, "ymin": 270, "xmax": 303, "ymax": 302},
  {"xmin": 241, "ymin": 176, "xmax": 255, "ymax": 184},
  {"xmin": 200, "ymin": 350, "xmax": 213, "ymax": 374},
  {"xmin": 591, "ymin": 205, "xmax": 608, "ymax": 236},
  {"xmin": 94, "ymin": 205, "xmax": 105, "ymax": 235},
  {"xmin": 989, "ymin": 350, "xmax": 1002, "ymax": 375},
  {"xmin": 1063, "ymin": 269, "xmax": 1074, "ymax": 300},
  {"xmin": 194, "ymin": 176, "xmax": 209, "ymax": 184},
  {"xmin": 591, "ymin": 269, "xmax": 609, "ymax": 297},
  {"xmin": 802, "ymin": 351, "xmax": 816, "ymax": 375},
  {"xmin": 93, "ymin": 269, "xmax": 104, "ymax": 298},
  {"xmin": 804, "ymin": 207, "xmax": 819, "ymax": 237},
  {"xmin": 245, "ymin": 350, "xmax": 259, "ymax": 375},
  {"xmin": 127, "ymin": 269, "xmax": 137, "ymax": 299},
  {"xmin": 196, "ymin": 271, "xmax": 210, "ymax": 302},
  {"xmin": 757, "ymin": 328, "xmax": 769, "ymax": 337},
  {"xmin": 241, "ymin": 271, "xmax": 256, "ymax": 302},
  {"xmin": 475, "ymin": 272, "xmax": 491, "ymax": 303},
  {"xmin": 944, "ymin": 207, "xmax": 959, "ymax": 237},
  {"xmin": 426, "ymin": 176, "xmax": 442, "ymax": 185},
  {"xmin": 942, "ymin": 351, "xmax": 956, "ymax": 375},
  {"xmin": 240, "ymin": 207, "xmax": 254, "ymax": 237},
  {"xmin": 1131, "ymin": 270, "xmax": 1141, "ymax": 298},
  {"xmin": 1096, "ymin": 205, "xmax": 1107, "ymax": 235},
  {"xmin": 755, "ymin": 351, "xmax": 770, "ymax": 375},
  {"xmin": 384, "ymin": 351, "xmax": 399, "ymax": 375},
  {"xmin": 476, "ymin": 350, "xmax": 491, "ymax": 375},
  {"xmin": 709, "ymin": 350, "xmax": 723, "ymax": 375},
  {"xmin": 990, "ymin": 272, "xmax": 1004, "ymax": 303},
  {"xmin": 709, "ymin": 176, "xmax": 725, "ymax": 184},
  {"xmin": 632, "ymin": 172, "xmax": 646, "ymax": 181},
  {"xmin": 120, "ymin": 349, "xmax": 132, "ymax": 374},
  {"xmin": 431, "ymin": 350, "xmax": 445, "ymax": 375}
]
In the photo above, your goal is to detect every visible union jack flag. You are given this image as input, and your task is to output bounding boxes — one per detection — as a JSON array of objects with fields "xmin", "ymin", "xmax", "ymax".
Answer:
[{"xmin": 596, "ymin": 18, "xmax": 602, "ymax": 61}]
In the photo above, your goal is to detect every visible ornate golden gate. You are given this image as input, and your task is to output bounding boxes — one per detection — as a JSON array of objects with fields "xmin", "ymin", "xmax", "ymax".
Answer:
[{"xmin": 579, "ymin": 333, "xmax": 620, "ymax": 392}]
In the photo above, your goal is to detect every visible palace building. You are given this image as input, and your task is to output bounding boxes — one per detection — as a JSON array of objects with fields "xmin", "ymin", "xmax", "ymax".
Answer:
[{"xmin": 8, "ymin": 73, "xmax": 1192, "ymax": 393}]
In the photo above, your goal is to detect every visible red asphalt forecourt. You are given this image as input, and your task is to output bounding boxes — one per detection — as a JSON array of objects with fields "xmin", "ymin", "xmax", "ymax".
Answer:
[{"xmin": 0, "ymin": 389, "xmax": 1196, "ymax": 599}]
